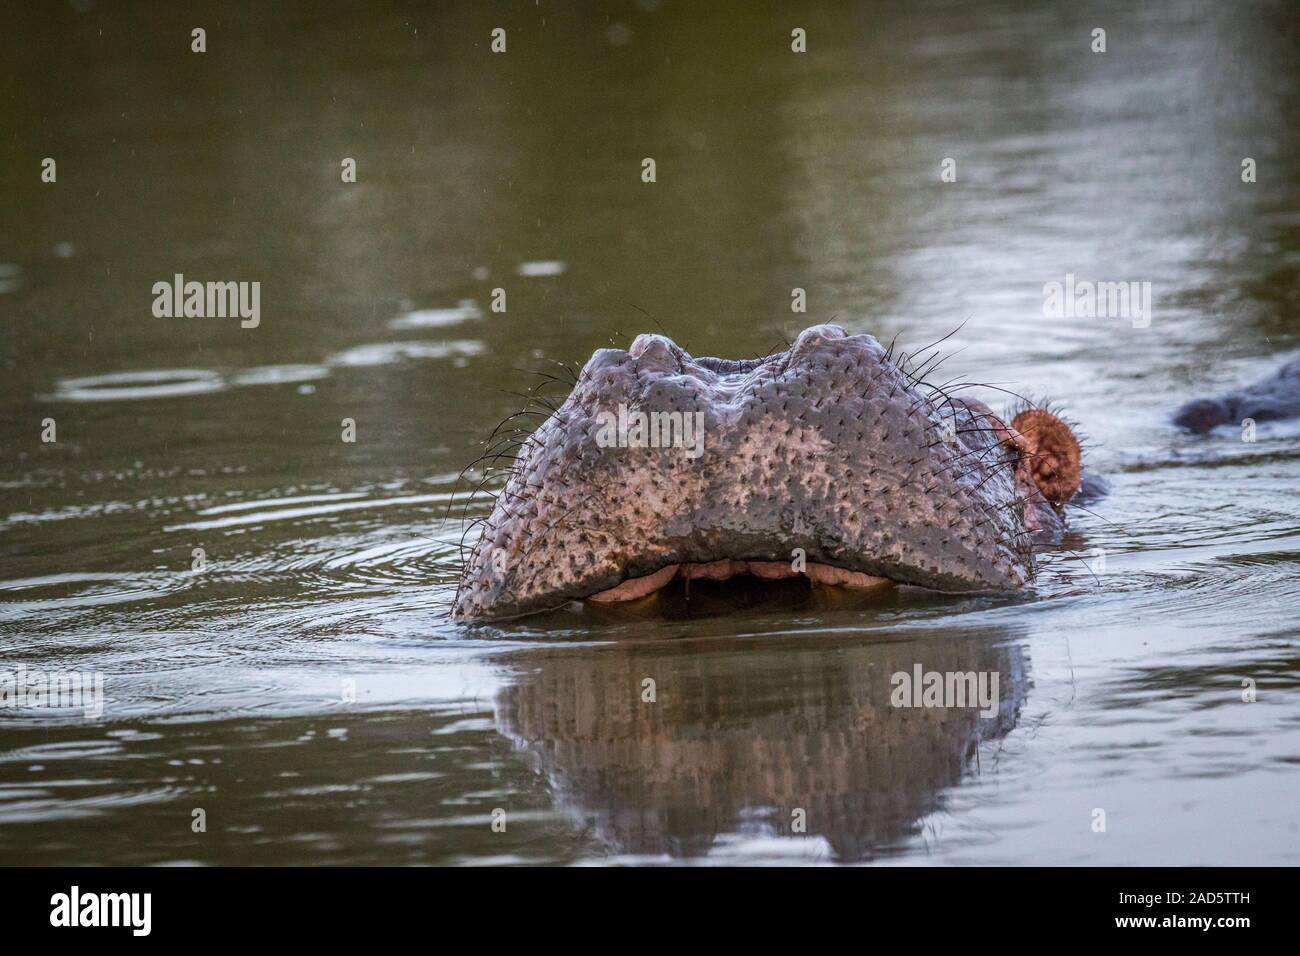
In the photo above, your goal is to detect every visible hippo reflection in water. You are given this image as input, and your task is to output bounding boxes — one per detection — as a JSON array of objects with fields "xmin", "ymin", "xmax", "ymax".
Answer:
[
  {"xmin": 494, "ymin": 632, "xmax": 1027, "ymax": 861},
  {"xmin": 455, "ymin": 324, "xmax": 1103, "ymax": 621}
]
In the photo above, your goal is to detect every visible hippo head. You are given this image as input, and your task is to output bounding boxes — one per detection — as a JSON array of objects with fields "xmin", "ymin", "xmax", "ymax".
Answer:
[
  {"xmin": 453, "ymin": 325, "xmax": 1083, "ymax": 621},
  {"xmin": 1173, "ymin": 356, "xmax": 1300, "ymax": 434}
]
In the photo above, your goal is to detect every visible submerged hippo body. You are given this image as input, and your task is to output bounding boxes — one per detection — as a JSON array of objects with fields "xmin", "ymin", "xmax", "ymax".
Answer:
[
  {"xmin": 454, "ymin": 325, "xmax": 1093, "ymax": 621},
  {"xmin": 1174, "ymin": 356, "xmax": 1300, "ymax": 433}
]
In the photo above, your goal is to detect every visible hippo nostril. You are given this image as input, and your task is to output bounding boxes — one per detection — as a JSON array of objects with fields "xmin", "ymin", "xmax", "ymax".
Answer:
[
  {"xmin": 785, "ymin": 324, "xmax": 853, "ymax": 368},
  {"xmin": 627, "ymin": 334, "xmax": 684, "ymax": 371}
]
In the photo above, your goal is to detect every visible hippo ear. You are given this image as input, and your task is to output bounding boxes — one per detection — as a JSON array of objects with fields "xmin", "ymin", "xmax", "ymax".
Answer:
[{"xmin": 1010, "ymin": 409, "xmax": 1082, "ymax": 506}]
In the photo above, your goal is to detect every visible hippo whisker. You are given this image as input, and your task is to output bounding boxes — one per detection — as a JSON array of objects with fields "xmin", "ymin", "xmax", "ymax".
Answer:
[
  {"xmin": 512, "ymin": 368, "xmax": 577, "ymax": 392},
  {"xmin": 899, "ymin": 318, "xmax": 970, "ymax": 364},
  {"xmin": 883, "ymin": 329, "xmax": 904, "ymax": 364},
  {"xmin": 501, "ymin": 389, "xmax": 564, "ymax": 416},
  {"xmin": 484, "ymin": 409, "xmax": 540, "ymax": 440},
  {"xmin": 936, "ymin": 381, "xmax": 1038, "ymax": 410},
  {"xmin": 910, "ymin": 347, "xmax": 969, "ymax": 389}
]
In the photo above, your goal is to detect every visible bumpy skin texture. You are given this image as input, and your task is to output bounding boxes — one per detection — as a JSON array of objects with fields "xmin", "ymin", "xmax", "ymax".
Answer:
[
  {"xmin": 1174, "ymin": 357, "xmax": 1300, "ymax": 433},
  {"xmin": 454, "ymin": 325, "xmax": 1059, "ymax": 621}
]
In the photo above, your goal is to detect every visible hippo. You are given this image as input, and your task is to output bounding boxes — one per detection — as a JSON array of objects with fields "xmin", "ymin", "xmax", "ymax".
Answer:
[
  {"xmin": 1173, "ymin": 356, "xmax": 1300, "ymax": 433},
  {"xmin": 453, "ymin": 324, "xmax": 1102, "ymax": 621}
]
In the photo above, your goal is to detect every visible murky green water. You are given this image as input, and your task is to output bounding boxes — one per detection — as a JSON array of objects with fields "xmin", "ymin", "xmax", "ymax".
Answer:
[{"xmin": 3, "ymin": 0, "xmax": 1299, "ymax": 864}]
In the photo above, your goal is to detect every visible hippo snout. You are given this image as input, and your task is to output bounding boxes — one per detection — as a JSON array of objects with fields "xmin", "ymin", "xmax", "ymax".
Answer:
[{"xmin": 453, "ymin": 325, "xmax": 1087, "ymax": 621}]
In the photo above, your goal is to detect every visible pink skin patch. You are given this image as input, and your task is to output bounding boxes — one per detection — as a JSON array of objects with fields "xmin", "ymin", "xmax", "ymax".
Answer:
[
  {"xmin": 588, "ymin": 560, "xmax": 890, "ymax": 603},
  {"xmin": 803, "ymin": 563, "xmax": 893, "ymax": 589},
  {"xmin": 586, "ymin": 564, "xmax": 680, "ymax": 602}
]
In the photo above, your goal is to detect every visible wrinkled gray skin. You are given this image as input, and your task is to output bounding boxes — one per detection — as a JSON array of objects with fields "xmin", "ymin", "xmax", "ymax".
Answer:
[
  {"xmin": 455, "ymin": 325, "xmax": 1088, "ymax": 621},
  {"xmin": 1174, "ymin": 356, "xmax": 1300, "ymax": 433}
]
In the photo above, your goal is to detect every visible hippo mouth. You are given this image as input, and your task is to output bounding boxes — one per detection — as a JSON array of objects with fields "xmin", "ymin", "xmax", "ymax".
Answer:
[
  {"xmin": 453, "ymin": 325, "xmax": 1083, "ymax": 621},
  {"xmin": 587, "ymin": 558, "xmax": 892, "ymax": 603}
]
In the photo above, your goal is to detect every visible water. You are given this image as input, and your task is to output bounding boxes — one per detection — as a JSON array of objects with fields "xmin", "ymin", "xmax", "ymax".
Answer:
[{"xmin": 2, "ymin": 0, "xmax": 1299, "ymax": 865}]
